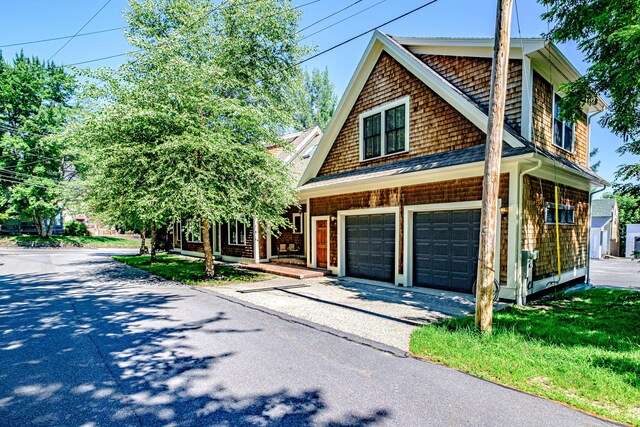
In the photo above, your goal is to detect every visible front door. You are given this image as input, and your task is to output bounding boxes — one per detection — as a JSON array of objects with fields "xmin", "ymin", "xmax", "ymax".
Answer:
[{"xmin": 316, "ymin": 220, "xmax": 328, "ymax": 269}]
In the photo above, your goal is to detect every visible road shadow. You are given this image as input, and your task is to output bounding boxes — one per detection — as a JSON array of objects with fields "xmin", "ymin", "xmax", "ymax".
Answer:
[{"xmin": 0, "ymin": 255, "xmax": 391, "ymax": 426}]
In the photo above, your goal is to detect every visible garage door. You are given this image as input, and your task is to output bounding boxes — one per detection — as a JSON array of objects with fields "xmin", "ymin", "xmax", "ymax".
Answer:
[
  {"xmin": 413, "ymin": 209, "xmax": 481, "ymax": 293},
  {"xmin": 346, "ymin": 213, "xmax": 395, "ymax": 282}
]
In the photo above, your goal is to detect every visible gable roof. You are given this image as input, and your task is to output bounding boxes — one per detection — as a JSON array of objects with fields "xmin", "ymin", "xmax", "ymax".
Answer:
[
  {"xmin": 300, "ymin": 31, "xmax": 527, "ymax": 185},
  {"xmin": 278, "ymin": 126, "xmax": 322, "ymax": 185},
  {"xmin": 592, "ymin": 198, "xmax": 617, "ymax": 217}
]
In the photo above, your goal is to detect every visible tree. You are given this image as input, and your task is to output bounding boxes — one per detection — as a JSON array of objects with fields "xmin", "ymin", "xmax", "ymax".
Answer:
[
  {"xmin": 590, "ymin": 147, "xmax": 601, "ymax": 172},
  {"xmin": 293, "ymin": 67, "xmax": 337, "ymax": 131},
  {"xmin": 0, "ymin": 52, "xmax": 76, "ymax": 237},
  {"xmin": 73, "ymin": 0, "xmax": 304, "ymax": 272}
]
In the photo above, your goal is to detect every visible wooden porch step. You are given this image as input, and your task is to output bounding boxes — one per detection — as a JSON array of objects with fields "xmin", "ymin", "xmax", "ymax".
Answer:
[{"xmin": 244, "ymin": 262, "xmax": 330, "ymax": 279}]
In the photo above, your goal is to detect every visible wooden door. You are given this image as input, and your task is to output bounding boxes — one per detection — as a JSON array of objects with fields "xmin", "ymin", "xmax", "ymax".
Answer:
[{"xmin": 316, "ymin": 220, "xmax": 328, "ymax": 269}]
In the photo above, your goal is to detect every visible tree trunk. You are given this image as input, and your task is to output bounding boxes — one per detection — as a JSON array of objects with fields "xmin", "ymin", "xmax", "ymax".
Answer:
[
  {"xmin": 475, "ymin": 0, "xmax": 514, "ymax": 334},
  {"xmin": 201, "ymin": 218, "xmax": 215, "ymax": 279},
  {"xmin": 150, "ymin": 223, "xmax": 157, "ymax": 263},
  {"xmin": 139, "ymin": 229, "xmax": 147, "ymax": 255},
  {"xmin": 45, "ymin": 216, "xmax": 55, "ymax": 238}
]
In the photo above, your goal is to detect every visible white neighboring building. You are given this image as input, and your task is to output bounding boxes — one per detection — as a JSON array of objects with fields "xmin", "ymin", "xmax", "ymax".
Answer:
[{"xmin": 625, "ymin": 224, "xmax": 640, "ymax": 258}]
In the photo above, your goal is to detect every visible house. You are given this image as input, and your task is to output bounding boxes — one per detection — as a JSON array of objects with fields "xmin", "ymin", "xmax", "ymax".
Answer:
[
  {"xmin": 172, "ymin": 126, "xmax": 322, "ymax": 263},
  {"xmin": 590, "ymin": 198, "xmax": 619, "ymax": 258},
  {"xmin": 297, "ymin": 32, "xmax": 606, "ymax": 301},
  {"xmin": 173, "ymin": 32, "xmax": 608, "ymax": 302},
  {"xmin": 625, "ymin": 224, "xmax": 640, "ymax": 258}
]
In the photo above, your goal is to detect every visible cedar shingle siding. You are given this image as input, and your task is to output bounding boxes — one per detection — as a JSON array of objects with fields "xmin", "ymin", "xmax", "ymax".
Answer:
[
  {"xmin": 418, "ymin": 55, "xmax": 523, "ymax": 133},
  {"xmin": 532, "ymin": 71, "xmax": 589, "ymax": 167},
  {"xmin": 521, "ymin": 175, "xmax": 588, "ymax": 281},
  {"xmin": 310, "ymin": 174, "xmax": 510, "ymax": 284},
  {"xmin": 317, "ymin": 52, "xmax": 486, "ymax": 177}
]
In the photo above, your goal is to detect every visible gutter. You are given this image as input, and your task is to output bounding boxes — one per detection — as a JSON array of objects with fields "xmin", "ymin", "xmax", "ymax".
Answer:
[
  {"xmin": 586, "ymin": 185, "xmax": 607, "ymax": 284},
  {"xmin": 516, "ymin": 159, "xmax": 542, "ymax": 306}
]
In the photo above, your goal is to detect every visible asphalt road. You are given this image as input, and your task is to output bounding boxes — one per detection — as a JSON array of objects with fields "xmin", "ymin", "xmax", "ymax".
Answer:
[{"xmin": 0, "ymin": 249, "xmax": 614, "ymax": 426}]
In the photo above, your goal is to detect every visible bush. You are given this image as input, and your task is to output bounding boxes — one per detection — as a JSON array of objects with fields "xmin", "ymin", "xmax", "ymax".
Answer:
[{"xmin": 63, "ymin": 221, "xmax": 90, "ymax": 236}]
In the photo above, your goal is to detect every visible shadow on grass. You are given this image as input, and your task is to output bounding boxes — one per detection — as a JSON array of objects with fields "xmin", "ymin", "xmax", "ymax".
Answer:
[
  {"xmin": 113, "ymin": 253, "xmax": 268, "ymax": 286},
  {"xmin": 438, "ymin": 289, "xmax": 640, "ymax": 352}
]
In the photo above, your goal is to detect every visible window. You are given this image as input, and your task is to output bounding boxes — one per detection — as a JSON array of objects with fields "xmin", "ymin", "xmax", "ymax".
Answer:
[
  {"xmin": 360, "ymin": 97, "xmax": 409, "ymax": 161},
  {"xmin": 228, "ymin": 219, "xmax": 247, "ymax": 245},
  {"xmin": 545, "ymin": 202, "xmax": 575, "ymax": 225},
  {"xmin": 553, "ymin": 94, "xmax": 574, "ymax": 152},
  {"xmin": 185, "ymin": 219, "xmax": 202, "ymax": 242},
  {"xmin": 292, "ymin": 213, "xmax": 303, "ymax": 234},
  {"xmin": 176, "ymin": 221, "xmax": 182, "ymax": 242}
]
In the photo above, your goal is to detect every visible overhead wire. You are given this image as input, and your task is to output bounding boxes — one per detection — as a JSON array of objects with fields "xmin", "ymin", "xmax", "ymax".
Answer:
[
  {"xmin": 0, "ymin": 27, "xmax": 124, "ymax": 49},
  {"xmin": 48, "ymin": 0, "xmax": 115, "ymax": 61},
  {"xmin": 300, "ymin": 0, "xmax": 389, "ymax": 41},
  {"xmin": 297, "ymin": 0, "xmax": 362, "ymax": 33}
]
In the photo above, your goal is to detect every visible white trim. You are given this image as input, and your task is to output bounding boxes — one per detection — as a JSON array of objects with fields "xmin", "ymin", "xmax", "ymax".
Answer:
[
  {"xmin": 292, "ymin": 212, "xmax": 304, "ymax": 234},
  {"xmin": 220, "ymin": 255, "xmax": 259, "ymax": 264},
  {"xmin": 337, "ymin": 206, "xmax": 401, "ymax": 285},
  {"xmin": 176, "ymin": 221, "xmax": 182, "ymax": 244},
  {"xmin": 266, "ymin": 226, "xmax": 273, "ymax": 259},
  {"xmin": 505, "ymin": 164, "xmax": 519, "ymax": 291},
  {"xmin": 284, "ymin": 126, "xmax": 322, "ymax": 164},
  {"xmin": 311, "ymin": 216, "xmax": 330, "ymax": 270},
  {"xmin": 253, "ymin": 218, "xmax": 260, "ymax": 264},
  {"xmin": 180, "ymin": 249, "xmax": 205, "ymax": 259},
  {"xmin": 300, "ymin": 31, "xmax": 525, "ymax": 186},
  {"xmin": 520, "ymin": 56, "xmax": 533, "ymax": 140},
  {"xmin": 305, "ymin": 199, "xmax": 310, "ymax": 265},
  {"xmin": 358, "ymin": 96, "xmax": 410, "ymax": 162},
  {"xmin": 214, "ymin": 223, "xmax": 221, "ymax": 255},
  {"xmin": 530, "ymin": 267, "xmax": 587, "ymax": 294},
  {"xmin": 403, "ymin": 200, "xmax": 501, "ymax": 289},
  {"xmin": 227, "ymin": 219, "xmax": 247, "ymax": 246}
]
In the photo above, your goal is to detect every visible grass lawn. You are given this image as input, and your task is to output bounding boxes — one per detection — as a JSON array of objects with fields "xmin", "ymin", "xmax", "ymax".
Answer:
[
  {"xmin": 0, "ymin": 235, "xmax": 141, "ymax": 248},
  {"xmin": 113, "ymin": 253, "xmax": 271, "ymax": 286},
  {"xmin": 410, "ymin": 288, "xmax": 640, "ymax": 426}
]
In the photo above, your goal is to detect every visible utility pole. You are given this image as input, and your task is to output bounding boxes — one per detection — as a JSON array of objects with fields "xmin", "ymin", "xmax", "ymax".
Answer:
[{"xmin": 476, "ymin": 0, "xmax": 514, "ymax": 333}]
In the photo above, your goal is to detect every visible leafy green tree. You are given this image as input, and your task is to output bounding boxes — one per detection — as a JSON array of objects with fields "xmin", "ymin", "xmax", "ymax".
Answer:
[
  {"xmin": 74, "ymin": 0, "xmax": 304, "ymax": 272},
  {"xmin": 293, "ymin": 67, "xmax": 337, "ymax": 131},
  {"xmin": 590, "ymin": 147, "xmax": 601, "ymax": 172},
  {"xmin": 0, "ymin": 52, "xmax": 76, "ymax": 237}
]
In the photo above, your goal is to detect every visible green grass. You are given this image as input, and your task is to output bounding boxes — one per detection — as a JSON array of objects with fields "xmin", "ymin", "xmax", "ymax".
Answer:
[
  {"xmin": 0, "ymin": 235, "xmax": 141, "ymax": 247},
  {"xmin": 410, "ymin": 289, "xmax": 640, "ymax": 426},
  {"xmin": 113, "ymin": 253, "xmax": 271, "ymax": 286}
]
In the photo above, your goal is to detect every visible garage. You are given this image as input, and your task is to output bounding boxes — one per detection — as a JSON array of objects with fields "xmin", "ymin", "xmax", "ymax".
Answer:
[
  {"xmin": 412, "ymin": 209, "xmax": 480, "ymax": 293},
  {"xmin": 345, "ymin": 213, "xmax": 396, "ymax": 282}
]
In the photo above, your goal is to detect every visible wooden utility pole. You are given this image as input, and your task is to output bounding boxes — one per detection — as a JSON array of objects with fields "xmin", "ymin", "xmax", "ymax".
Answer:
[{"xmin": 476, "ymin": 0, "xmax": 514, "ymax": 333}]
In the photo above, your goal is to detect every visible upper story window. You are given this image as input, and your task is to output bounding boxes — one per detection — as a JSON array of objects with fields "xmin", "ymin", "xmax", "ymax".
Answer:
[
  {"xmin": 553, "ymin": 94, "xmax": 575, "ymax": 153},
  {"xmin": 228, "ymin": 219, "xmax": 246, "ymax": 246},
  {"xmin": 360, "ymin": 97, "xmax": 409, "ymax": 161},
  {"xmin": 545, "ymin": 202, "xmax": 575, "ymax": 225}
]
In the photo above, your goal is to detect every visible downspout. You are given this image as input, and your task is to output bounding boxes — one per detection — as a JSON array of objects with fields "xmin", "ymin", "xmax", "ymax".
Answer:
[
  {"xmin": 586, "ymin": 185, "xmax": 607, "ymax": 285},
  {"xmin": 516, "ymin": 158, "xmax": 542, "ymax": 306}
]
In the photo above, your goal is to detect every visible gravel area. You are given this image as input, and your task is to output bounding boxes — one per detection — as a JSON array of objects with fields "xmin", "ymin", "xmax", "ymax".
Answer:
[{"xmin": 212, "ymin": 276, "xmax": 507, "ymax": 351}]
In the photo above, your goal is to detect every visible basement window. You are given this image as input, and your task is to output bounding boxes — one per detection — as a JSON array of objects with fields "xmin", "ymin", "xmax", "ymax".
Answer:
[
  {"xmin": 553, "ymin": 94, "xmax": 575, "ymax": 153},
  {"xmin": 545, "ymin": 202, "xmax": 575, "ymax": 225},
  {"xmin": 228, "ymin": 219, "xmax": 247, "ymax": 246},
  {"xmin": 360, "ymin": 97, "xmax": 409, "ymax": 161}
]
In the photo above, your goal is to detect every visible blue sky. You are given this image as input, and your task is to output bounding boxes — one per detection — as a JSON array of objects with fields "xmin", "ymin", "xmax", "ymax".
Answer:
[{"xmin": 0, "ymin": 0, "xmax": 635, "ymax": 187}]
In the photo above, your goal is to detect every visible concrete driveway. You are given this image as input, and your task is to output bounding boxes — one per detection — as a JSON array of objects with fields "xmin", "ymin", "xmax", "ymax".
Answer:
[
  {"xmin": 0, "ymin": 248, "xmax": 614, "ymax": 426},
  {"xmin": 589, "ymin": 257, "xmax": 640, "ymax": 290},
  {"xmin": 213, "ymin": 276, "xmax": 507, "ymax": 352}
]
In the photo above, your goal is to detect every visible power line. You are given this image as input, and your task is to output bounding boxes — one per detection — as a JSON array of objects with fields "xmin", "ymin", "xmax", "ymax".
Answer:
[
  {"xmin": 0, "ymin": 27, "xmax": 124, "ymax": 48},
  {"xmin": 49, "ymin": 0, "xmax": 114, "ymax": 61},
  {"xmin": 297, "ymin": 0, "xmax": 362, "ymax": 33},
  {"xmin": 62, "ymin": 0, "xmax": 321, "ymax": 68},
  {"xmin": 300, "ymin": 0, "xmax": 389, "ymax": 41},
  {"xmin": 295, "ymin": 0, "xmax": 441, "ymax": 66}
]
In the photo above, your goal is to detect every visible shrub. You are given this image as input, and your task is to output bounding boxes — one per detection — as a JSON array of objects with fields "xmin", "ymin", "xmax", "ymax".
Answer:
[{"xmin": 63, "ymin": 221, "xmax": 90, "ymax": 236}]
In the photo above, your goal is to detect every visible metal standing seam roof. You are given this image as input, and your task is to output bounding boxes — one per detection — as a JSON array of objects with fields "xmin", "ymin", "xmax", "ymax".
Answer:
[{"xmin": 591, "ymin": 216, "xmax": 612, "ymax": 229}]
